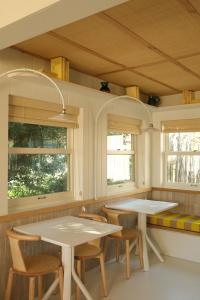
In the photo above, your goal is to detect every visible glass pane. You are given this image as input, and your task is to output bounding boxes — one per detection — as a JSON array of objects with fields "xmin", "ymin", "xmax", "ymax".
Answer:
[
  {"xmin": 107, "ymin": 154, "xmax": 135, "ymax": 185},
  {"xmin": 9, "ymin": 123, "xmax": 67, "ymax": 148},
  {"xmin": 167, "ymin": 155, "xmax": 200, "ymax": 184},
  {"xmin": 168, "ymin": 132, "xmax": 200, "ymax": 152},
  {"xmin": 8, "ymin": 154, "xmax": 70, "ymax": 199},
  {"xmin": 107, "ymin": 132, "xmax": 133, "ymax": 151}
]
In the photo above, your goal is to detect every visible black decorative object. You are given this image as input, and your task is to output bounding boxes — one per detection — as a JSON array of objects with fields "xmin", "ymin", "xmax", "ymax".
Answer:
[
  {"xmin": 147, "ymin": 95, "xmax": 161, "ymax": 107},
  {"xmin": 100, "ymin": 82, "xmax": 110, "ymax": 93}
]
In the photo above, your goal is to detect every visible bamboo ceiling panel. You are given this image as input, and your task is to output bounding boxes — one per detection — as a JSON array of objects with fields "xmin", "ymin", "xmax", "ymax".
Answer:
[
  {"xmin": 137, "ymin": 61, "xmax": 200, "ymax": 90},
  {"xmin": 179, "ymin": 54, "xmax": 200, "ymax": 75},
  {"xmin": 14, "ymin": 0, "xmax": 200, "ymax": 96},
  {"xmin": 101, "ymin": 70, "xmax": 176, "ymax": 95},
  {"xmin": 53, "ymin": 14, "xmax": 161, "ymax": 67},
  {"xmin": 16, "ymin": 34, "xmax": 121, "ymax": 75},
  {"xmin": 105, "ymin": 0, "xmax": 200, "ymax": 58}
]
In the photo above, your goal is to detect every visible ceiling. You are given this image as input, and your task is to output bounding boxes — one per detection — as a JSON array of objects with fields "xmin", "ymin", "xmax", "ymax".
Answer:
[
  {"xmin": 0, "ymin": 0, "xmax": 126, "ymax": 50},
  {"xmin": 14, "ymin": 0, "xmax": 200, "ymax": 96}
]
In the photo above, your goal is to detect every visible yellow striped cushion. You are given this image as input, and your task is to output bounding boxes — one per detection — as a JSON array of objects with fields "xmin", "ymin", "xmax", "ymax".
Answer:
[{"xmin": 147, "ymin": 212, "xmax": 200, "ymax": 233}]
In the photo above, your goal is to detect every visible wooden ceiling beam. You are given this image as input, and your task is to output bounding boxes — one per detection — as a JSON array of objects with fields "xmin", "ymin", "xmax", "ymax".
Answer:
[
  {"xmin": 100, "ymin": 12, "xmax": 200, "ymax": 81},
  {"xmin": 48, "ymin": 31, "xmax": 179, "ymax": 92}
]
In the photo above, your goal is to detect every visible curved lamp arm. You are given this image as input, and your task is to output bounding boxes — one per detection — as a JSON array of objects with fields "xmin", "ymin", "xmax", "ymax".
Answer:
[
  {"xmin": 94, "ymin": 94, "xmax": 154, "ymax": 200},
  {"xmin": 0, "ymin": 68, "xmax": 65, "ymax": 112}
]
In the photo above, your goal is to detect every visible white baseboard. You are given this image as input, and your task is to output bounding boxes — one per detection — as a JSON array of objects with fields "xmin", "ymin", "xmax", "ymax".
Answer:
[{"xmin": 149, "ymin": 228, "xmax": 200, "ymax": 263}]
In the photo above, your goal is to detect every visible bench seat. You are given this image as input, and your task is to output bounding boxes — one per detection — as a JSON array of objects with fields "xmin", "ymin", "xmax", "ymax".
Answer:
[{"xmin": 147, "ymin": 212, "xmax": 200, "ymax": 233}]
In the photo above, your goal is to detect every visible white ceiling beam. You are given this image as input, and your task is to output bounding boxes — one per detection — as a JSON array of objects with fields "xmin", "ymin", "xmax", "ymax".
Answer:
[{"xmin": 0, "ymin": 0, "xmax": 128, "ymax": 50}]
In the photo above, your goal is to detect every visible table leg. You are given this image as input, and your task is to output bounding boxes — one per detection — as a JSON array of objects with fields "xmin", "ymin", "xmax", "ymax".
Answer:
[
  {"xmin": 138, "ymin": 213, "xmax": 149, "ymax": 271},
  {"xmin": 146, "ymin": 234, "xmax": 164, "ymax": 262},
  {"xmin": 62, "ymin": 246, "xmax": 72, "ymax": 299},
  {"xmin": 71, "ymin": 247, "xmax": 93, "ymax": 300}
]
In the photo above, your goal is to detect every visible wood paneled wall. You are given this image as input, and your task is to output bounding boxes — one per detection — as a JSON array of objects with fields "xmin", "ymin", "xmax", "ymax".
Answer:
[
  {"xmin": 152, "ymin": 188, "xmax": 200, "ymax": 216},
  {"xmin": 0, "ymin": 192, "xmax": 148, "ymax": 300}
]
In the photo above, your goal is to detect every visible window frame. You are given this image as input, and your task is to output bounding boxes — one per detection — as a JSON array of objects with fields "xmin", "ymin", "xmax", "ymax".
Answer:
[
  {"xmin": 8, "ymin": 123, "xmax": 74, "ymax": 212},
  {"xmin": 163, "ymin": 132, "xmax": 200, "ymax": 189},
  {"xmin": 107, "ymin": 131, "xmax": 137, "ymax": 194}
]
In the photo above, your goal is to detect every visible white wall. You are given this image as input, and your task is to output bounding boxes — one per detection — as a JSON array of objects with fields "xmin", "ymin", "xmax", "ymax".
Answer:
[
  {"xmin": 0, "ymin": 47, "xmax": 125, "ymax": 95},
  {"xmin": 0, "ymin": 58, "xmax": 149, "ymax": 215}
]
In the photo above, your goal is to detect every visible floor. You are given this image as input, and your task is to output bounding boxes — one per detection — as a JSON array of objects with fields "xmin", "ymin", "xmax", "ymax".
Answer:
[{"xmin": 51, "ymin": 254, "xmax": 200, "ymax": 300}]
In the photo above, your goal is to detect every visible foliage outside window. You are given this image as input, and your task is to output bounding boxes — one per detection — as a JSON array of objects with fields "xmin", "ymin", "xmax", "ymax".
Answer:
[
  {"xmin": 164, "ymin": 132, "xmax": 200, "ymax": 186},
  {"xmin": 8, "ymin": 122, "xmax": 71, "ymax": 199},
  {"xmin": 107, "ymin": 132, "xmax": 135, "ymax": 186}
]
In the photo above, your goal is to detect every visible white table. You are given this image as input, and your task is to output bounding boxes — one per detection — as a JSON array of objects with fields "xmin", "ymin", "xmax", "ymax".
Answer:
[
  {"xmin": 15, "ymin": 215, "xmax": 121, "ymax": 300},
  {"xmin": 105, "ymin": 199, "xmax": 177, "ymax": 271}
]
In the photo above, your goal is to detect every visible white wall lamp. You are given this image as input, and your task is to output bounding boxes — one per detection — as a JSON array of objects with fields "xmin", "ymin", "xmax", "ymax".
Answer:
[
  {"xmin": 0, "ymin": 67, "xmax": 73, "ymax": 122},
  {"xmin": 94, "ymin": 94, "xmax": 158, "ymax": 200}
]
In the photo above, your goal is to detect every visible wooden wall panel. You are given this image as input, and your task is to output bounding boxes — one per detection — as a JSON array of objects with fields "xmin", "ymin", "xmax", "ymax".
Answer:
[
  {"xmin": 0, "ymin": 192, "xmax": 148, "ymax": 300},
  {"xmin": 152, "ymin": 188, "xmax": 200, "ymax": 215}
]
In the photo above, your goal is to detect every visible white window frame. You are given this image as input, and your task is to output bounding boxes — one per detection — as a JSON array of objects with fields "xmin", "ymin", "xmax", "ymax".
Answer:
[
  {"xmin": 8, "ymin": 124, "xmax": 74, "ymax": 212},
  {"xmin": 107, "ymin": 132, "xmax": 137, "ymax": 195},
  {"xmin": 163, "ymin": 132, "xmax": 200, "ymax": 190}
]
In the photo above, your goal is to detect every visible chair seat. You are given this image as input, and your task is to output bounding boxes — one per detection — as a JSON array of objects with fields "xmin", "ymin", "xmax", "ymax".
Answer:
[
  {"xmin": 75, "ymin": 243, "xmax": 102, "ymax": 259},
  {"xmin": 16, "ymin": 255, "xmax": 61, "ymax": 275},
  {"xmin": 110, "ymin": 228, "xmax": 139, "ymax": 240}
]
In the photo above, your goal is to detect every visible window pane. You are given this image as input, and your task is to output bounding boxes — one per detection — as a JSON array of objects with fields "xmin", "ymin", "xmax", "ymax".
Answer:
[
  {"xmin": 9, "ymin": 123, "xmax": 67, "ymax": 148},
  {"xmin": 168, "ymin": 132, "xmax": 200, "ymax": 152},
  {"xmin": 107, "ymin": 154, "xmax": 134, "ymax": 185},
  {"xmin": 167, "ymin": 155, "xmax": 200, "ymax": 184},
  {"xmin": 8, "ymin": 154, "xmax": 70, "ymax": 199},
  {"xmin": 107, "ymin": 132, "xmax": 133, "ymax": 151}
]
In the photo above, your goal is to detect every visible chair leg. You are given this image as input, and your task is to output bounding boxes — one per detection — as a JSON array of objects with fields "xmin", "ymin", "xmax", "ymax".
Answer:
[
  {"xmin": 125, "ymin": 240, "xmax": 131, "ymax": 279},
  {"xmin": 5, "ymin": 268, "xmax": 14, "ymax": 300},
  {"xmin": 58, "ymin": 266, "xmax": 64, "ymax": 300},
  {"xmin": 99, "ymin": 253, "xmax": 108, "ymax": 297},
  {"xmin": 29, "ymin": 277, "xmax": 35, "ymax": 300},
  {"xmin": 38, "ymin": 276, "xmax": 43, "ymax": 300},
  {"xmin": 138, "ymin": 234, "xmax": 143, "ymax": 268},
  {"xmin": 76, "ymin": 260, "xmax": 82, "ymax": 300},
  {"xmin": 81, "ymin": 260, "xmax": 85, "ymax": 284},
  {"xmin": 115, "ymin": 239, "xmax": 120, "ymax": 262}
]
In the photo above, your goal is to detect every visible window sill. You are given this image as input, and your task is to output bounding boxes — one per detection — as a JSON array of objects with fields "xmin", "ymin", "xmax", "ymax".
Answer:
[{"xmin": 1, "ymin": 187, "xmax": 151, "ymax": 222}]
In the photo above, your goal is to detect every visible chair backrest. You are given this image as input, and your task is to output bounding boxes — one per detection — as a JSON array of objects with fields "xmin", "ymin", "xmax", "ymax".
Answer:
[
  {"xmin": 78, "ymin": 213, "xmax": 107, "ymax": 248},
  {"xmin": 6, "ymin": 228, "xmax": 41, "ymax": 272},
  {"xmin": 102, "ymin": 207, "xmax": 133, "ymax": 237}
]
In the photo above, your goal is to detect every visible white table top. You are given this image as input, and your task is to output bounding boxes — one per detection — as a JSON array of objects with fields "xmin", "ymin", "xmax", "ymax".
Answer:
[
  {"xmin": 14, "ymin": 216, "xmax": 122, "ymax": 247},
  {"xmin": 105, "ymin": 198, "xmax": 178, "ymax": 215}
]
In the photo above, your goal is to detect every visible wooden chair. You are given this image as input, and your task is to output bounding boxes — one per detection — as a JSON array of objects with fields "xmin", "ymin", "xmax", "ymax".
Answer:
[
  {"xmin": 102, "ymin": 207, "xmax": 143, "ymax": 279},
  {"xmin": 5, "ymin": 228, "xmax": 64, "ymax": 300},
  {"xmin": 75, "ymin": 213, "xmax": 108, "ymax": 300}
]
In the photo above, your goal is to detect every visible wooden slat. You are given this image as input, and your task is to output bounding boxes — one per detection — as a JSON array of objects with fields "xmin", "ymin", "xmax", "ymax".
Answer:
[{"xmin": 152, "ymin": 186, "xmax": 200, "ymax": 194}]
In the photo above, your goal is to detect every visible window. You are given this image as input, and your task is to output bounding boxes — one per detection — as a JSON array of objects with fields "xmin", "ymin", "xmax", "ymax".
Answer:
[
  {"xmin": 8, "ymin": 122, "xmax": 71, "ymax": 200},
  {"xmin": 107, "ymin": 132, "xmax": 135, "ymax": 186},
  {"xmin": 164, "ymin": 132, "xmax": 200, "ymax": 186}
]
